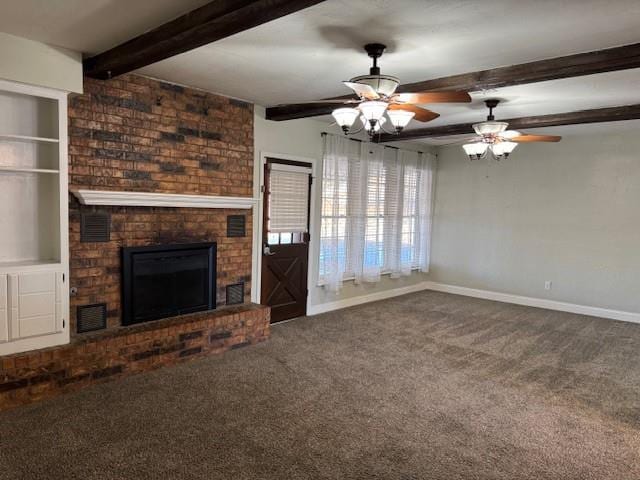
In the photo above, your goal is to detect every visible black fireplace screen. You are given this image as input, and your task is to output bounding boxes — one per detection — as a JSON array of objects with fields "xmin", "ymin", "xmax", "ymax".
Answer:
[{"xmin": 121, "ymin": 243, "xmax": 216, "ymax": 326}]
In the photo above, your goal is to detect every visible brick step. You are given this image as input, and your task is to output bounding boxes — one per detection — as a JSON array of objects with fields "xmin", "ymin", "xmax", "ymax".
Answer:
[{"xmin": 0, "ymin": 304, "xmax": 270, "ymax": 411}]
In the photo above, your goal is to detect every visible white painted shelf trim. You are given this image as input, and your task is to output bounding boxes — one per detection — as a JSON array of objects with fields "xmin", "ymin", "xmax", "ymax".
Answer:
[
  {"xmin": 0, "ymin": 134, "xmax": 60, "ymax": 143},
  {"xmin": 71, "ymin": 189, "xmax": 256, "ymax": 209},
  {"xmin": 0, "ymin": 166, "xmax": 59, "ymax": 174}
]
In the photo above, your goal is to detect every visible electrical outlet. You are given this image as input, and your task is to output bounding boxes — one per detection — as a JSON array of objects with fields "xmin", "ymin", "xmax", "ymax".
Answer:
[{"xmin": 544, "ymin": 281, "xmax": 552, "ymax": 291}]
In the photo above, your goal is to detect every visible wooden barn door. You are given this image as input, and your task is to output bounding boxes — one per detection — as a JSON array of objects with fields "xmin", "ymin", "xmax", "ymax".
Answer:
[{"xmin": 261, "ymin": 158, "xmax": 312, "ymax": 323}]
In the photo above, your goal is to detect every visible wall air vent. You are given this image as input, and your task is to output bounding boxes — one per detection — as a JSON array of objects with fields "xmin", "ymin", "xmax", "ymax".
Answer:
[
  {"xmin": 226, "ymin": 283, "xmax": 245, "ymax": 305},
  {"xmin": 227, "ymin": 215, "xmax": 246, "ymax": 237},
  {"xmin": 77, "ymin": 303, "xmax": 107, "ymax": 333},
  {"xmin": 81, "ymin": 212, "xmax": 110, "ymax": 242}
]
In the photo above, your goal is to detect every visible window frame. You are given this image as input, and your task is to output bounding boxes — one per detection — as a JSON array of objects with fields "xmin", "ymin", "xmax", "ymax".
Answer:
[{"xmin": 264, "ymin": 158, "xmax": 313, "ymax": 247}]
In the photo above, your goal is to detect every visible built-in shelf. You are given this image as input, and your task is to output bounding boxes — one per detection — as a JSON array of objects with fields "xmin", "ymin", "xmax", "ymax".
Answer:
[
  {"xmin": 0, "ymin": 79, "xmax": 69, "ymax": 356},
  {"xmin": 0, "ymin": 134, "xmax": 59, "ymax": 144},
  {"xmin": 71, "ymin": 189, "xmax": 257, "ymax": 209},
  {"xmin": 0, "ymin": 259, "xmax": 61, "ymax": 269},
  {"xmin": 0, "ymin": 166, "xmax": 59, "ymax": 174}
]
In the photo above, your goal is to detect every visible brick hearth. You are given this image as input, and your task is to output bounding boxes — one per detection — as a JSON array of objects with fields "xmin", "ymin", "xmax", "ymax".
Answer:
[{"xmin": 0, "ymin": 304, "xmax": 270, "ymax": 411}]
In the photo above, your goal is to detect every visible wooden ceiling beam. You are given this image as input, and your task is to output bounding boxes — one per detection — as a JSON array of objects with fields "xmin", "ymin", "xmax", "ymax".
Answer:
[
  {"xmin": 395, "ymin": 42, "xmax": 640, "ymax": 93},
  {"xmin": 265, "ymin": 42, "xmax": 640, "ymax": 121},
  {"xmin": 376, "ymin": 104, "xmax": 640, "ymax": 143},
  {"xmin": 84, "ymin": 0, "xmax": 326, "ymax": 79}
]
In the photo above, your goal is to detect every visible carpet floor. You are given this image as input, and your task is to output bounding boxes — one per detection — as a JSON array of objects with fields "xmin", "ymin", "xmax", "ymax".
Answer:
[{"xmin": 1, "ymin": 290, "xmax": 640, "ymax": 479}]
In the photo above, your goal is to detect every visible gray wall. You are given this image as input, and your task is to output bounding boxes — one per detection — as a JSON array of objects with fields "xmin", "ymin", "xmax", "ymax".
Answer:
[{"xmin": 431, "ymin": 130, "xmax": 640, "ymax": 313}]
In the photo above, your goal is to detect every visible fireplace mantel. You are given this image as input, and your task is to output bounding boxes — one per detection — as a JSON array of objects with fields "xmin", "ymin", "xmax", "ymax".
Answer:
[{"xmin": 71, "ymin": 189, "xmax": 256, "ymax": 209}]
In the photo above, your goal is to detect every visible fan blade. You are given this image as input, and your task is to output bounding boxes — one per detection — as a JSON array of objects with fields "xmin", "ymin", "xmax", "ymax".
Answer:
[
  {"xmin": 501, "ymin": 130, "xmax": 521, "ymax": 139},
  {"xmin": 343, "ymin": 81, "xmax": 380, "ymax": 100},
  {"xmin": 388, "ymin": 104, "xmax": 440, "ymax": 123},
  {"xmin": 511, "ymin": 134, "xmax": 562, "ymax": 143},
  {"xmin": 392, "ymin": 91, "xmax": 472, "ymax": 104}
]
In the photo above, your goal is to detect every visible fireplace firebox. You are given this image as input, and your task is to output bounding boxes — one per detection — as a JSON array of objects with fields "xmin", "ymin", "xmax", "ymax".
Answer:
[{"xmin": 121, "ymin": 243, "xmax": 216, "ymax": 326}]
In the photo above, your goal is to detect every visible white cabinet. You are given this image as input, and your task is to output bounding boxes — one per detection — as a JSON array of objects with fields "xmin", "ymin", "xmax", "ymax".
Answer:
[
  {"xmin": 0, "ymin": 79, "xmax": 69, "ymax": 356},
  {"xmin": 8, "ymin": 271, "xmax": 64, "ymax": 340}
]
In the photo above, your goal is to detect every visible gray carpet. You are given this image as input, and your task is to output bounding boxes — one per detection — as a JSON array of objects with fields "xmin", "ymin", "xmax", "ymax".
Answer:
[{"xmin": 1, "ymin": 290, "xmax": 640, "ymax": 479}]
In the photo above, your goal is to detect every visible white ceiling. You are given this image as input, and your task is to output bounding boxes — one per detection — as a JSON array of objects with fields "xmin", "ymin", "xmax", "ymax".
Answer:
[
  {"xmin": 0, "ymin": 0, "xmax": 211, "ymax": 54},
  {"xmin": 1, "ymin": 0, "xmax": 639, "ymax": 143}
]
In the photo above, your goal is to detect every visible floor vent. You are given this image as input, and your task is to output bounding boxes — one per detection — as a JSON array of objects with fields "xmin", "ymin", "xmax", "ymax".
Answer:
[
  {"xmin": 226, "ymin": 283, "xmax": 245, "ymax": 305},
  {"xmin": 81, "ymin": 212, "xmax": 110, "ymax": 242},
  {"xmin": 227, "ymin": 215, "xmax": 246, "ymax": 237},
  {"xmin": 77, "ymin": 303, "xmax": 107, "ymax": 333}
]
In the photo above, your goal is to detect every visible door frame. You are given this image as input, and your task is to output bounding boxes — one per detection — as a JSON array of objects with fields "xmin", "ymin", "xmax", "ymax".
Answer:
[{"xmin": 252, "ymin": 151, "xmax": 319, "ymax": 308}]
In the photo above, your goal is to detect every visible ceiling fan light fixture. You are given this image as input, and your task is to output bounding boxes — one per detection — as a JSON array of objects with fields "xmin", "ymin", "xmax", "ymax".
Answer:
[
  {"xmin": 332, "ymin": 107, "xmax": 360, "ymax": 134},
  {"xmin": 458, "ymin": 100, "xmax": 559, "ymax": 161},
  {"xmin": 473, "ymin": 121, "xmax": 509, "ymax": 136},
  {"xmin": 491, "ymin": 141, "xmax": 517, "ymax": 159},
  {"xmin": 271, "ymin": 43, "xmax": 473, "ymax": 138},
  {"xmin": 386, "ymin": 110, "xmax": 415, "ymax": 132},
  {"xmin": 361, "ymin": 115, "xmax": 386, "ymax": 132},
  {"xmin": 462, "ymin": 142, "xmax": 489, "ymax": 160},
  {"xmin": 350, "ymin": 75, "xmax": 400, "ymax": 97},
  {"xmin": 359, "ymin": 101, "xmax": 388, "ymax": 123}
]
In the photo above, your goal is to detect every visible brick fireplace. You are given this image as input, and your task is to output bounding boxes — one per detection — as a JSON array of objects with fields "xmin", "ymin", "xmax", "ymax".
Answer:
[
  {"xmin": 68, "ymin": 74, "xmax": 255, "ymax": 332},
  {"xmin": 0, "ymin": 75, "xmax": 270, "ymax": 410}
]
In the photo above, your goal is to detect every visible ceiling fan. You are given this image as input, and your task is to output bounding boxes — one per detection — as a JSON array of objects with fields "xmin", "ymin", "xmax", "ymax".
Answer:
[
  {"xmin": 457, "ymin": 99, "xmax": 562, "ymax": 160},
  {"xmin": 276, "ymin": 43, "xmax": 472, "ymax": 137}
]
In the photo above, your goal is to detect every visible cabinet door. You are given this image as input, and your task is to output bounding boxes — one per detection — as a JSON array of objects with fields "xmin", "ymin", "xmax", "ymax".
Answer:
[
  {"xmin": 0, "ymin": 275, "xmax": 7, "ymax": 343},
  {"xmin": 8, "ymin": 271, "xmax": 64, "ymax": 340}
]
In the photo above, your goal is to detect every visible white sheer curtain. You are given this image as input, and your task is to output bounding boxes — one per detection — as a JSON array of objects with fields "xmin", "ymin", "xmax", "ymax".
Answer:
[
  {"xmin": 319, "ymin": 134, "xmax": 360, "ymax": 292},
  {"xmin": 414, "ymin": 151, "xmax": 435, "ymax": 273},
  {"xmin": 319, "ymin": 134, "xmax": 436, "ymax": 292}
]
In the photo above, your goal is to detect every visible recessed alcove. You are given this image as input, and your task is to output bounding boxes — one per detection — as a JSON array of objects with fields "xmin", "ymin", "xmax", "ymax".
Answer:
[
  {"xmin": 0, "ymin": 90, "xmax": 59, "ymax": 140},
  {"xmin": 0, "ymin": 172, "xmax": 61, "ymax": 265},
  {"xmin": 0, "ymin": 89, "xmax": 62, "ymax": 268}
]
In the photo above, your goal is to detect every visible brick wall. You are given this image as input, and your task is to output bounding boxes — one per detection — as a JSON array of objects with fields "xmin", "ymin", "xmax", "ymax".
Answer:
[
  {"xmin": 68, "ymin": 75, "xmax": 253, "ymax": 196},
  {"xmin": 68, "ymin": 75, "xmax": 255, "ymax": 333}
]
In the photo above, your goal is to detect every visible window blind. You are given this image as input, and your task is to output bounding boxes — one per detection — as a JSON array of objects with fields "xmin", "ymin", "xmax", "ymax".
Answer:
[{"xmin": 268, "ymin": 163, "xmax": 311, "ymax": 233}]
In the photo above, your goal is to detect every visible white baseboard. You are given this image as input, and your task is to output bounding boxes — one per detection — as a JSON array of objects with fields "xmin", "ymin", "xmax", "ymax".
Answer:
[
  {"xmin": 306, "ymin": 280, "xmax": 640, "ymax": 325},
  {"xmin": 307, "ymin": 281, "xmax": 431, "ymax": 316},
  {"xmin": 423, "ymin": 281, "xmax": 640, "ymax": 325}
]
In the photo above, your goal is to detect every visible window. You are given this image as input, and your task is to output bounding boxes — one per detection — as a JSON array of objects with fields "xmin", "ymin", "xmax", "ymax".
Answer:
[
  {"xmin": 267, "ymin": 162, "xmax": 311, "ymax": 245},
  {"xmin": 319, "ymin": 134, "xmax": 435, "ymax": 291}
]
